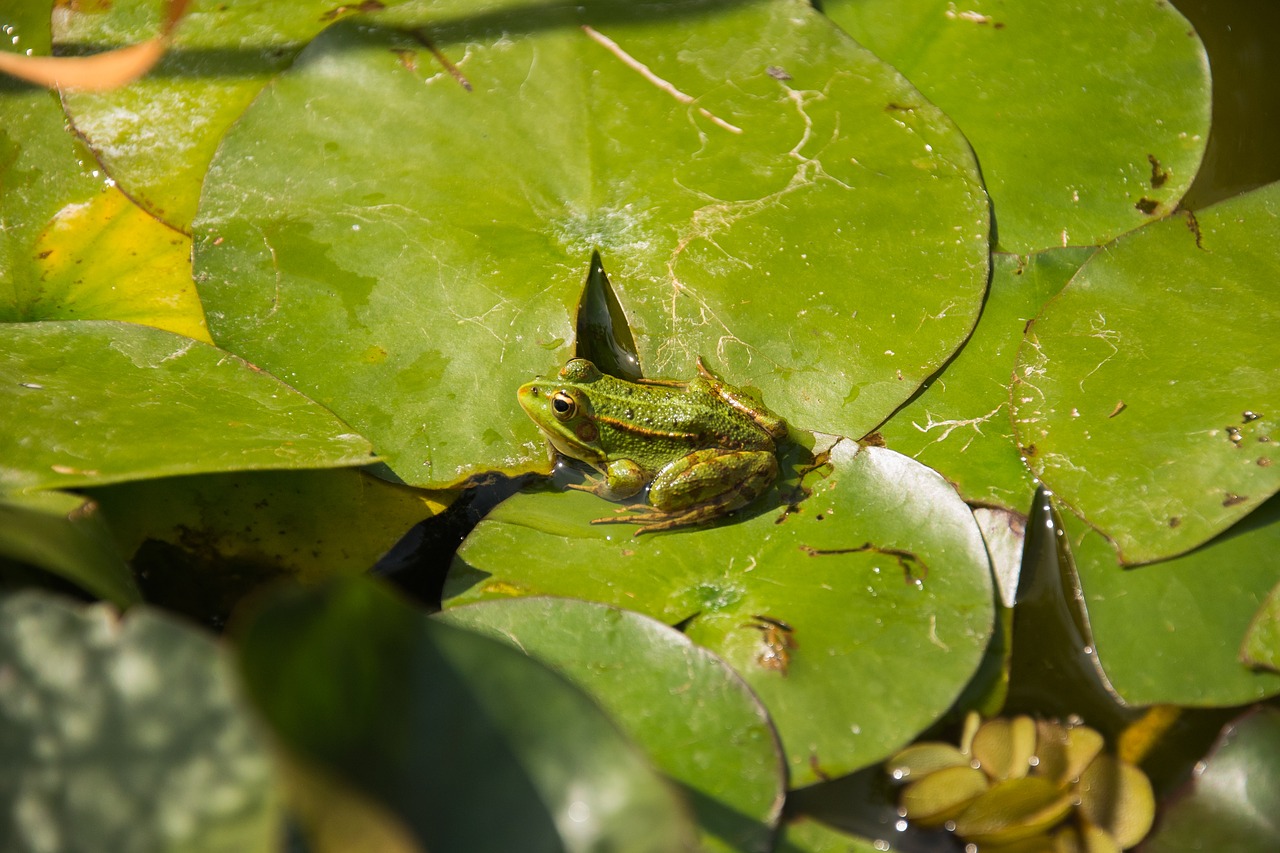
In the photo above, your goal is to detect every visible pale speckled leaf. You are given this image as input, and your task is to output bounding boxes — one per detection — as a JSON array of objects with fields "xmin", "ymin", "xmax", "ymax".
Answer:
[{"xmin": 0, "ymin": 591, "xmax": 280, "ymax": 852}]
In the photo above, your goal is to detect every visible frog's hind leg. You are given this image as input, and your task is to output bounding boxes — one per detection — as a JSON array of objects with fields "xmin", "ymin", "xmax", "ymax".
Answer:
[{"xmin": 592, "ymin": 448, "xmax": 777, "ymax": 535}]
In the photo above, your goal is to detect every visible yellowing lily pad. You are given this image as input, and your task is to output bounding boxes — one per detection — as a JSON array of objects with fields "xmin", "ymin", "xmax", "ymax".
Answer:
[{"xmin": 28, "ymin": 188, "xmax": 209, "ymax": 341}]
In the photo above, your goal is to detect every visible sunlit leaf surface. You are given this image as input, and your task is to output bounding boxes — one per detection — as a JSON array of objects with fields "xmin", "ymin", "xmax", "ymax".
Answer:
[
  {"xmin": 879, "ymin": 249, "xmax": 1095, "ymax": 511},
  {"xmin": 1013, "ymin": 183, "xmax": 1280, "ymax": 563},
  {"xmin": 446, "ymin": 441, "xmax": 994, "ymax": 785},
  {"xmin": 0, "ymin": 321, "xmax": 374, "ymax": 491},
  {"xmin": 193, "ymin": 1, "xmax": 988, "ymax": 487},
  {"xmin": 825, "ymin": 0, "xmax": 1211, "ymax": 253}
]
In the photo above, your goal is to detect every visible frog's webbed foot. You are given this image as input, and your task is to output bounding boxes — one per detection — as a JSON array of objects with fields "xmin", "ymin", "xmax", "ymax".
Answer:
[{"xmin": 590, "ymin": 505, "xmax": 711, "ymax": 535}]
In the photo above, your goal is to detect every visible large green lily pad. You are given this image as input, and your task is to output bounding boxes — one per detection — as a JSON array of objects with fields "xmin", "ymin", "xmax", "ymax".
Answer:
[
  {"xmin": 825, "ymin": 0, "xmax": 1210, "ymax": 253},
  {"xmin": 0, "ymin": 320, "xmax": 374, "ymax": 491},
  {"xmin": 445, "ymin": 441, "xmax": 994, "ymax": 785},
  {"xmin": 193, "ymin": 1, "xmax": 989, "ymax": 488},
  {"xmin": 1063, "ymin": 499, "xmax": 1280, "ymax": 707},
  {"xmin": 440, "ymin": 597, "xmax": 785, "ymax": 853},
  {"xmin": 235, "ymin": 577, "xmax": 698, "ymax": 852},
  {"xmin": 1012, "ymin": 182, "xmax": 1280, "ymax": 564},
  {"xmin": 0, "ymin": 591, "xmax": 280, "ymax": 852}
]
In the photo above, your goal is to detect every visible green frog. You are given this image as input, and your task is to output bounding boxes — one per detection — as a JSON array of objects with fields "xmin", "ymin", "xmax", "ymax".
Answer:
[{"xmin": 518, "ymin": 357, "xmax": 787, "ymax": 534}]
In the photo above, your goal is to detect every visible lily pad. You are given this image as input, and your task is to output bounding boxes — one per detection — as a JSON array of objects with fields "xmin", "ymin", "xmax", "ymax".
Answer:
[
  {"xmin": 235, "ymin": 576, "xmax": 698, "ymax": 852},
  {"xmin": 53, "ymin": 0, "xmax": 385, "ymax": 230},
  {"xmin": 1, "ymin": 8, "xmax": 120, "ymax": 321},
  {"xmin": 193, "ymin": 1, "xmax": 989, "ymax": 488},
  {"xmin": 775, "ymin": 817, "xmax": 881, "ymax": 853},
  {"xmin": 445, "ymin": 441, "xmax": 995, "ymax": 785},
  {"xmin": 88, "ymin": 468, "xmax": 447, "ymax": 581},
  {"xmin": 0, "ymin": 490, "xmax": 140, "ymax": 606},
  {"xmin": 25, "ymin": 187, "xmax": 209, "ymax": 341},
  {"xmin": 0, "ymin": 591, "xmax": 280, "ymax": 852},
  {"xmin": 824, "ymin": 0, "xmax": 1211, "ymax": 253},
  {"xmin": 879, "ymin": 248, "xmax": 1095, "ymax": 512},
  {"xmin": 1062, "ymin": 499, "xmax": 1280, "ymax": 707},
  {"xmin": 0, "ymin": 320, "xmax": 374, "ymax": 492},
  {"xmin": 1012, "ymin": 182, "xmax": 1280, "ymax": 564},
  {"xmin": 439, "ymin": 597, "xmax": 785, "ymax": 853},
  {"xmin": 1144, "ymin": 707, "xmax": 1280, "ymax": 853},
  {"xmin": 1241, "ymin": 579, "xmax": 1280, "ymax": 673}
]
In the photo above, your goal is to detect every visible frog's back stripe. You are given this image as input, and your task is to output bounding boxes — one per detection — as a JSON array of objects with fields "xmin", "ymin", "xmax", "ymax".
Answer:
[
  {"xmin": 591, "ymin": 413, "xmax": 759, "ymax": 450},
  {"xmin": 592, "ymin": 413, "xmax": 698, "ymax": 443}
]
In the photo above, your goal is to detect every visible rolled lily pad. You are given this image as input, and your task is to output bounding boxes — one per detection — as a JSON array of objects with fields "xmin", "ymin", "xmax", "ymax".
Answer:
[
  {"xmin": 1012, "ymin": 183, "xmax": 1280, "ymax": 564},
  {"xmin": 0, "ymin": 320, "xmax": 374, "ymax": 491},
  {"xmin": 439, "ymin": 597, "xmax": 785, "ymax": 853},
  {"xmin": 235, "ymin": 577, "xmax": 698, "ymax": 852},
  {"xmin": 1144, "ymin": 707, "xmax": 1280, "ymax": 853},
  {"xmin": 0, "ymin": 592, "xmax": 280, "ymax": 852},
  {"xmin": 445, "ymin": 441, "xmax": 995, "ymax": 785},
  {"xmin": 1062, "ymin": 500, "xmax": 1280, "ymax": 707},
  {"xmin": 193, "ymin": 1, "xmax": 989, "ymax": 488},
  {"xmin": 0, "ymin": 490, "xmax": 140, "ymax": 606},
  {"xmin": 824, "ymin": 0, "xmax": 1211, "ymax": 253}
]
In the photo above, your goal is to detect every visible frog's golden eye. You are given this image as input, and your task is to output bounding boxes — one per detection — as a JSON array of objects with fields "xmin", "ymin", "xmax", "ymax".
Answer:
[{"xmin": 551, "ymin": 391, "xmax": 577, "ymax": 421}]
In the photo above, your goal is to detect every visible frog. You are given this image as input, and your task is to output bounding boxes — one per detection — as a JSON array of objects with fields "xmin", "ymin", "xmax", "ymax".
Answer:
[{"xmin": 517, "ymin": 356, "xmax": 787, "ymax": 534}]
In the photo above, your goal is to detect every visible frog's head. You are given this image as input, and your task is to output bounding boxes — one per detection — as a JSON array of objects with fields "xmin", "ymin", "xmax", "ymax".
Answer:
[{"xmin": 517, "ymin": 358, "xmax": 606, "ymax": 465}]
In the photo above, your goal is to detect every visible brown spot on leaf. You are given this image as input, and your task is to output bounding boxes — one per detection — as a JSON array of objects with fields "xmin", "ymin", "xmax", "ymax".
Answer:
[
  {"xmin": 1223, "ymin": 493, "xmax": 1248, "ymax": 507},
  {"xmin": 766, "ymin": 65, "xmax": 792, "ymax": 81},
  {"xmin": 1243, "ymin": 411, "xmax": 1261, "ymax": 422},
  {"xmin": 1135, "ymin": 197, "xmax": 1159, "ymax": 215},
  {"xmin": 1258, "ymin": 457, "xmax": 1272, "ymax": 467},
  {"xmin": 1184, "ymin": 210, "xmax": 1204, "ymax": 249},
  {"xmin": 1147, "ymin": 153, "xmax": 1170, "ymax": 188},
  {"xmin": 1022, "ymin": 444, "xmax": 1037, "ymax": 458},
  {"xmin": 1168, "ymin": 517, "xmax": 1181, "ymax": 528},
  {"xmin": 1109, "ymin": 401, "xmax": 1127, "ymax": 418}
]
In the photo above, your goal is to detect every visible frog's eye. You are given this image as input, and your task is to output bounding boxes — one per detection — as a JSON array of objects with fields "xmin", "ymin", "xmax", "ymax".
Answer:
[{"xmin": 551, "ymin": 391, "xmax": 577, "ymax": 421}]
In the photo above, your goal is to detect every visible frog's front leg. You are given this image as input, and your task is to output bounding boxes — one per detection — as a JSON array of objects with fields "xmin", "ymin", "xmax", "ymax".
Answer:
[
  {"xmin": 567, "ymin": 457, "xmax": 648, "ymax": 501},
  {"xmin": 594, "ymin": 448, "xmax": 778, "ymax": 534}
]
